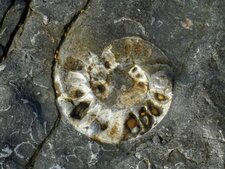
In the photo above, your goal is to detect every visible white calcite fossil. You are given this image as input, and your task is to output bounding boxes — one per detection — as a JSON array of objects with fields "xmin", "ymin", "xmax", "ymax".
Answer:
[{"xmin": 54, "ymin": 37, "xmax": 173, "ymax": 144}]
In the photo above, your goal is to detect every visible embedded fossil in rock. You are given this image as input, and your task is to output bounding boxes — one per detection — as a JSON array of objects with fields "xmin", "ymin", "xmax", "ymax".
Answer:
[{"xmin": 54, "ymin": 36, "xmax": 173, "ymax": 144}]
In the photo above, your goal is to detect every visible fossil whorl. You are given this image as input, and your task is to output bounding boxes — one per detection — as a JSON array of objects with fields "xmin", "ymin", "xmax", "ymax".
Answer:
[{"xmin": 54, "ymin": 36, "xmax": 173, "ymax": 144}]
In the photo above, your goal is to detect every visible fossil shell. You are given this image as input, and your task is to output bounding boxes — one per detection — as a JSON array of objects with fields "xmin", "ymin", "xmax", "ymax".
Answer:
[{"xmin": 54, "ymin": 36, "xmax": 173, "ymax": 144}]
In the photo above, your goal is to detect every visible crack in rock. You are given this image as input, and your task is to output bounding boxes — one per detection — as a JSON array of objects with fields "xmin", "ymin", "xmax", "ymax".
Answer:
[
  {"xmin": 25, "ymin": 0, "xmax": 92, "ymax": 168},
  {"xmin": 0, "ymin": 0, "xmax": 15, "ymax": 29},
  {"xmin": 0, "ymin": 0, "xmax": 31, "ymax": 62}
]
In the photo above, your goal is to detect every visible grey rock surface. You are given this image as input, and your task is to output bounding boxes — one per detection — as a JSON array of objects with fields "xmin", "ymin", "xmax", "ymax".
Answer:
[
  {"xmin": 0, "ymin": 0, "xmax": 27, "ymax": 46},
  {"xmin": 0, "ymin": 0, "xmax": 88, "ymax": 168},
  {"xmin": 0, "ymin": 1, "xmax": 12, "ymax": 23},
  {"xmin": 0, "ymin": 0, "xmax": 225, "ymax": 169}
]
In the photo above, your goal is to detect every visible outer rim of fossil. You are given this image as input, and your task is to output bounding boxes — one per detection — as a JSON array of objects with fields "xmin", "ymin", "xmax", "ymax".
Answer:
[{"xmin": 54, "ymin": 36, "xmax": 173, "ymax": 144}]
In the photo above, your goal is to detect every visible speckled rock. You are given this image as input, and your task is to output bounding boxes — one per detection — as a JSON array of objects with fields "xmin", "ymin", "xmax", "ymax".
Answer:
[{"xmin": 0, "ymin": 0, "xmax": 225, "ymax": 169}]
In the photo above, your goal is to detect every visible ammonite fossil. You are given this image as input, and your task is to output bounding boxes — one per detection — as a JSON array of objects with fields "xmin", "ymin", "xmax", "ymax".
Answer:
[{"xmin": 54, "ymin": 36, "xmax": 173, "ymax": 144}]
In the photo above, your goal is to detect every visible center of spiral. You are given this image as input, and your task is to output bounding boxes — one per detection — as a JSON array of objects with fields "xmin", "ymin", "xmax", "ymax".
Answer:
[{"xmin": 87, "ymin": 45, "xmax": 149, "ymax": 109}]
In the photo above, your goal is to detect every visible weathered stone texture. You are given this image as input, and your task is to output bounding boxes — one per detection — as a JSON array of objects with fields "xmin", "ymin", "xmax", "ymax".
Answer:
[{"xmin": 0, "ymin": 0, "xmax": 224, "ymax": 169}]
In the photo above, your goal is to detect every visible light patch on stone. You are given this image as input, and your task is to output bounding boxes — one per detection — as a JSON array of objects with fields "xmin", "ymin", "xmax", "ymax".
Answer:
[
  {"xmin": 30, "ymin": 31, "xmax": 40, "ymax": 45},
  {"xmin": 43, "ymin": 15, "xmax": 49, "ymax": 25},
  {"xmin": 88, "ymin": 141, "xmax": 100, "ymax": 167},
  {"xmin": 50, "ymin": 164, "xmax": 65, "ymax": 169},
  {"xmin": 181, "ymin": 17, "xmax": 193, "ymax": 30},
  {"xmin": 0, "ymin": 146, "xmax": 13, "ymax": 158},
  {"xmin": 14, "ymin": 141, "xmax": 35, "ymax": 159},
  {"xmin": 54, "ymin": 36, "xmax": 173, "ymax": 144},
  {"xmin": 114, "ymin": 17, "xmax": 147, "ymax": 36},
  {"xmin": 0, "ymin": 65, "xmax": 6, "ymax": 72}
]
